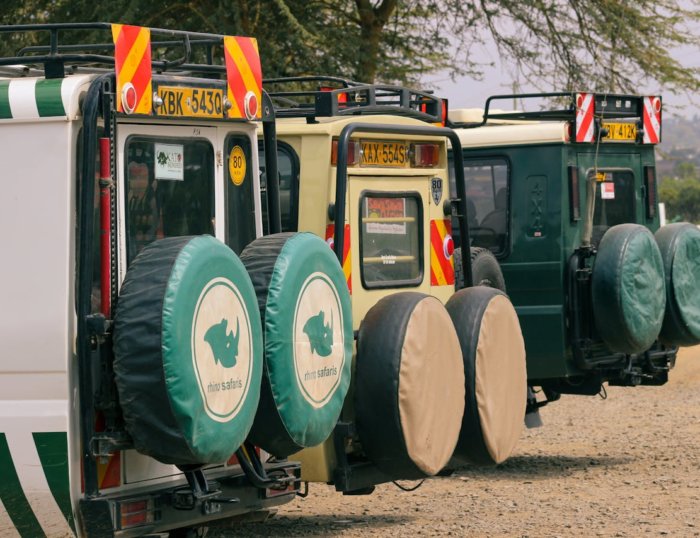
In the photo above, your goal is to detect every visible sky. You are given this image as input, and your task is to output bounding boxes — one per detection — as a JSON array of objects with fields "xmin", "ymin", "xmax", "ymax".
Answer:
[{"xmin": 425, "ymin": 36, "xmax": 700, "ymax": 119}]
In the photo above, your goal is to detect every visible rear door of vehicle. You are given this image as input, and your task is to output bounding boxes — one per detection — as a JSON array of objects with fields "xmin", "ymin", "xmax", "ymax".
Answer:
[{"xmin": 347, "ymin": 136, "xmax": 450, "ymax": 324}]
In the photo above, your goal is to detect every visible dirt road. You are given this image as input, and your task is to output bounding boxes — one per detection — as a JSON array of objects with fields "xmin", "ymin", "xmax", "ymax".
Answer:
[{"xmin": 227, "ymin": 346, "xmax": 700, "ymax": 537}]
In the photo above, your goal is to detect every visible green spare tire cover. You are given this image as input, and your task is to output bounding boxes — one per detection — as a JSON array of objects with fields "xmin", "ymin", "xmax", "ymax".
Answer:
[
  {"xmin": 592, "ymin": 224, "xmax": 666, "ymax": 354},
  {"xmin": 113, "ymin": 236, "xmax": 263, "ymax": 465},
  {"xmin": 241, "ymin": 233, "xmax": 352, "ymax": 457},
  {"xmin": 655, "ymin": 223, "xmax": 700, "ymax": 346},
  {"xmin": 355, "ymin": 292, "xmax": 465, "ymax": 479}
]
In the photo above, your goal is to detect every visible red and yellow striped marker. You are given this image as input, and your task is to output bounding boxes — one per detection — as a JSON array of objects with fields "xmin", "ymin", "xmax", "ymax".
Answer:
[
  {"xmin": 575, "ymin": 92, "xmax": 595, "ymax": 143},
  {"xmin": 223, "ymin": 36, "xmax": 262, "ymax": 120},
  {"xmin": 326, "ymin": 224, "xmax": 352, "ymax": 293},
  {"xmin": 111, "ymin": 24, "xmax": 152, "ymax": 114},
  {"xmin": 430, "ymin": 219, "xmax": 455, "ymax": 286}
]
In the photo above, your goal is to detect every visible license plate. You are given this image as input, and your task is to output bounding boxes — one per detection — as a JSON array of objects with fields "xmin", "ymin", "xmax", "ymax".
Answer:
[
  {"xmin": 156, "ymin": 86, "xmax": 224, "ymax": 118},
  {"xmin": 602, "ymin": 122, "xmax": 637, "ymax": 141},
  {"xmin": 360, "ymin": 140, "xmax": 409, "ymax": 167}
]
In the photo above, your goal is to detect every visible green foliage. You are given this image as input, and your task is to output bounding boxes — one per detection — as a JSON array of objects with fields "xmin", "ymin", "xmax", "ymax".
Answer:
[
  {"xmin": 0, "ymin": 0, "xmax": 698, "ymax": 94},
  {"xmin": 659, "ymin": 163, "xmax": 700, "ymax": 224}
]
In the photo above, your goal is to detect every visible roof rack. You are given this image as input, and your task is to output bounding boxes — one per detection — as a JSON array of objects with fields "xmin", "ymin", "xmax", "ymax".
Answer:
[
  {"xmin": 0, "ymin": 23, "xmax": 232, "ymax": 79},
  {"xmin": 449, "ymin": 91, "xmax": 653, "ymax": 128},
  {"xmin": 264, "ymin": 75, "xmax": 446, "ymax": 124}
]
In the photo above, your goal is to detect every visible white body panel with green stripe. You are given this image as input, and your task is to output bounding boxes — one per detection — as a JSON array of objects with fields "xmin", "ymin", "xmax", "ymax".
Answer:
[
  {"xmin": 0, "ymin": 74, "xmax": 269, "ymax": 536},
  {"xmin": 0, "ymin": 77, "xmax": 82, "ymax": 536}
]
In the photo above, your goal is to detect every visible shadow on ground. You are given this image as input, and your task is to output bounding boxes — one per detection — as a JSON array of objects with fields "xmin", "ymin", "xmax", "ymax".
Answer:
[
  {"xmin": 453, "ymin": 453, "xmax": 633, "ymax": 481},
  {"xmin": 226, "ymin": 513, "xmax": 410, "ymax": 537}
]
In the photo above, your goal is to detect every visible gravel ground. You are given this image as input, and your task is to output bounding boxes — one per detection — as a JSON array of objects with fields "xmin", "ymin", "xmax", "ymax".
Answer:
[{"xmin": 224, "ymin": 346, "xmax": 700, "ymax": 537}]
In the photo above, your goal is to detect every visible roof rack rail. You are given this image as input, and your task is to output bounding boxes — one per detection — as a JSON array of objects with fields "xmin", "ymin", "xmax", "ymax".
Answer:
[
  {"xmin": 450, "ymin": 91, "xmax": 654, "ymax": 129},
  {"xmin": 0, "ymin": 23, "xmax": 232, "ymax": 79},
  {"xmin": 263, "ymin": 76, "xmax": 446, "ymax": 124}
]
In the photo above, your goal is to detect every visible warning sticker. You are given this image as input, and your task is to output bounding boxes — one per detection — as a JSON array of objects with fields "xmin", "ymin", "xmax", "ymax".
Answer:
[
  {"xmin": 229, "ymin": 145, "xmax": 247, "ymax": 186},
  {"xmin": 601, "ymin": 182, "xmax": 615, "ymax": 200},
  {"xmin": 365, "ymin": 197, "xmax": 406, "ymax": 235}
]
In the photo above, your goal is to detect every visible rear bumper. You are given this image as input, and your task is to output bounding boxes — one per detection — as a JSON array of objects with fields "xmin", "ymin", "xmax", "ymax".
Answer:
[{"xmin": 78, "ymin": 461, "xmax": 300, "ymax": 537}]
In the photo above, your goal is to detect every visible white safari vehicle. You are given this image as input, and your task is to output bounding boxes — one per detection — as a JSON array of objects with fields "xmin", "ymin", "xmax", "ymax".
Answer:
[{"xmin": 0, "ymin": 24, "xmax": 354, "ymax": 537}]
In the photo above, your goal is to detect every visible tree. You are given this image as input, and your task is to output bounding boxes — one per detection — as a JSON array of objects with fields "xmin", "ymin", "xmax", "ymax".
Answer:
[
  {"xmin": 1, "ymin": 0, "xmax": 698, "ymax": 96},
  {"xmin": 659, "ymin": 163, "xmax": 700, "ymax": 224}
]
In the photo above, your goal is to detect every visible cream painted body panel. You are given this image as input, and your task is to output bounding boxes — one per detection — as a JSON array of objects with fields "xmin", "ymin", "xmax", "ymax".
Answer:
[
  {"xmin": 278, "ymin": 114, "xmax": 458, "ymax": 481},
  {"xmin": 453, "ymin": 117, "xmax": 569, "ymax": 148}
]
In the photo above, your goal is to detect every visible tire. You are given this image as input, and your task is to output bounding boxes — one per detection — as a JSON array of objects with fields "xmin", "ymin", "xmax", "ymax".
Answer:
[
  {"xmin": 592, "ymin": 224, "xmax": 666, "ymax": 354},
  {"xmin": 354, "ymin": 292, "xmax": 465, "ymax": 479},
  {"xmin": 446, "ymin": 287, "xmax": 526, "ymax": 466},
  {"xmin": 241, "ymin": 233, "xmax": 353, "ymax": 457},
  {"xmin": 655, "ymin": 223, "xmax": 700, "ymax": 346},
  {"xmin": 113, "ymin": 236, "xmax": 263, "ymax": 465},
  {"xmin": 454, "ymin": 247, "xmax": 506, "ymax": 292}
]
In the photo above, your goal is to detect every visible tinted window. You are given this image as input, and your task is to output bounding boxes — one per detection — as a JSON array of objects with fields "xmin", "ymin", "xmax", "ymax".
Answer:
[
  {"xmin": 259, "ymin": 142, "xmax": 299, "ymax": 233},
  {"xmin": 450, "ymin": 158, "xmax": 509, "ymax": 254},
  {"xmin": 225, "ymin": 134, "xmax": 256, "ymax": 254},
  {"xmin": 592, "ymin": 170, "xmax": 636, "ymax": 245},
  {"xmin": 360, "ymin": 193, "xmax": 422, "ymax": 287},
  {"xmin": 125, "ymin": 137, "xmax": 214, "ymax": 263}
]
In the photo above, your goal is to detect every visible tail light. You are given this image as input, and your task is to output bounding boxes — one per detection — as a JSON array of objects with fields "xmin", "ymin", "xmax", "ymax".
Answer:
[
  {"xmin": 331, "ymin": 139, "xmax": 359, "ymax": 166},
  {"xmin": 441, "ymin": 99, "xmax": 448, "ymax": 127},
  {"xmin": 644, "ymin": 165, "xmax": 657, "ymax": 220},
  {"xmin": 118, "ymin": 498, "xmax": 154, "ymax": 529},
  {"xmin": 411, "ymin": 143, "xmax": 440, "ymax": 167},
  {"xmin": 568, "ymin": 165, "xmax": 580, "ymax": 222},
  {"xmin": 320, "ymin": 87, "xmax": 348, "ymax": 104}
]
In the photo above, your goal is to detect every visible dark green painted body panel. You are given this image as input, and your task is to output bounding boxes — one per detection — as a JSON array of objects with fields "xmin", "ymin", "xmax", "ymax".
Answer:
[
  {"xmin": 461, "ymin": 141, "xmax": 660, "ymax": 381},
  {"xmin": 0, "ymin": 433, "xmax": 46, "ymax": 537}
]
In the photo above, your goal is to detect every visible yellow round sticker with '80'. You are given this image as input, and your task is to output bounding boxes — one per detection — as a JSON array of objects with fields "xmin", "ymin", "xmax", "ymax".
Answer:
[{"xmin": 229, "ymin": 146, "xmax": 247, "ymax": 186}]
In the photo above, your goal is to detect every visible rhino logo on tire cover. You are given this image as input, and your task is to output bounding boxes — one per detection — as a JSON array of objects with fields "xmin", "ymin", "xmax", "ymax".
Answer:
[
  {"xmin": 303, "ymin": 310, "xmax": 334, "ymax": 357},
  {"xmin": 204, "ymin": 317, "xmax": 240, "ymax": 368}
]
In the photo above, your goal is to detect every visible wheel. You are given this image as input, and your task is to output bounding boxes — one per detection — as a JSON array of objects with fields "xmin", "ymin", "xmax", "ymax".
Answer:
[
  {"xmin": 446, "ymin": 286, "xmax": 526, "ymax": 465},
  {"xmin": 113, "ymin": 236, "xmax": 263, "ymax": 465},
  {"xmin": 454, "ymin": 247, "xmax": 506, "ymax": 292},
  {"xmin": 354, "ymin": 292, "xmax": 465, "ymax": 479},
  {"xmin": 655, "ymin": 223, "xmax": 700, "ymax": 346},
  {"xmin": 592, "ymin": 224, "xmax": 666, "ymax": 354},
  {"xmin": 240, "ymin": 233, "xmax": 353, "ymax": 457}
]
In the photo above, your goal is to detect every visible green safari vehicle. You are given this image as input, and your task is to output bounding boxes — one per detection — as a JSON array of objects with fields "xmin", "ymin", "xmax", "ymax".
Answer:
[{"xmin": 448, "ymin": 92, "xmax": 700, "ymax": 419}]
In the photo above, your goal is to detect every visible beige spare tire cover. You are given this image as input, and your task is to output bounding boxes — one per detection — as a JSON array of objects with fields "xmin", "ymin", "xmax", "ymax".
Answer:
[
  {"xmin": 355, "ymin": 292, "xmax": 465, "ymax": 479},
  {"xmin": 446, "ymin": 286, "xmax": 526, "ymax": 466}
]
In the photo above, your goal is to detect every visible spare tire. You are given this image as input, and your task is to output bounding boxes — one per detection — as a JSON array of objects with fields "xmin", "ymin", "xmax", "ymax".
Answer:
[
  {"xmin": 454, "ymin": 247, "xmax": 506, "ymax": 292},
  {"xmin": 113, "ymin": 236, "xmax": 263, "ymax": 465},
  {"xmin": 592, "ymin": 224, "xmax": 666, "ymax": 354},
  {"xmin": 655, "ymin": 223, "xmax": 700, "ymax": 346},
  {"xmin": 241, "ymin": 233, "xmax": 352, "ymax": 457},
  {"xmin": 446, "ymin": 287, "xmax": 526, "ymax": 466},
  {"xmin": 355, "ymin": 292, "xmax": 465, "ymax": 479}
]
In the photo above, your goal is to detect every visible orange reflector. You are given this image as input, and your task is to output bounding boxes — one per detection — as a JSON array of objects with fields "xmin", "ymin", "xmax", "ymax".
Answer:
[
  {"xmin": 119, "ymin": 499, "xmax": 153, "ymax": 529},
  {"xmin": 331, "ymin": 139, "xmax": 359, "ymax": 166},
  {"xmin": 411, "ymin": 143, "xmax": 440, "ymax": 167}
]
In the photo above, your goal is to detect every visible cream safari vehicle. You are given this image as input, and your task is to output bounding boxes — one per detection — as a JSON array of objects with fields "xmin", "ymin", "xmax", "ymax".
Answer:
[
  {"xmin": 0, "ymin": 25, "xmax": 354, "ymax": 537},
  {"xmin": 259, "ymin": 77, "xmax": 528, "ymax": 493}
]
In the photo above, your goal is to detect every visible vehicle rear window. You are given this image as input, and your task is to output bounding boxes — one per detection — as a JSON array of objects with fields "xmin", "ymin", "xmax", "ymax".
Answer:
[
  {"xmin": 225, "ymin": 134, "xmax": 256, "ymax": 254},
  {"xmin": 259, "ymin": 142, "xmax": 299, "ymax": 233},
  {"xmin": 450, "ymin": 158, "xmax": 509, "ymax": 255},
  {"xmin": 592, "ymin": 170, "xmax": 636, "ymax": 245},
  {"xmin": 125, "ymin": 136, "xmax": 214, "ymax": 263},
  {"xmin": 359, "ymin": 192, "xmax": 422, "ymax": 288}
]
